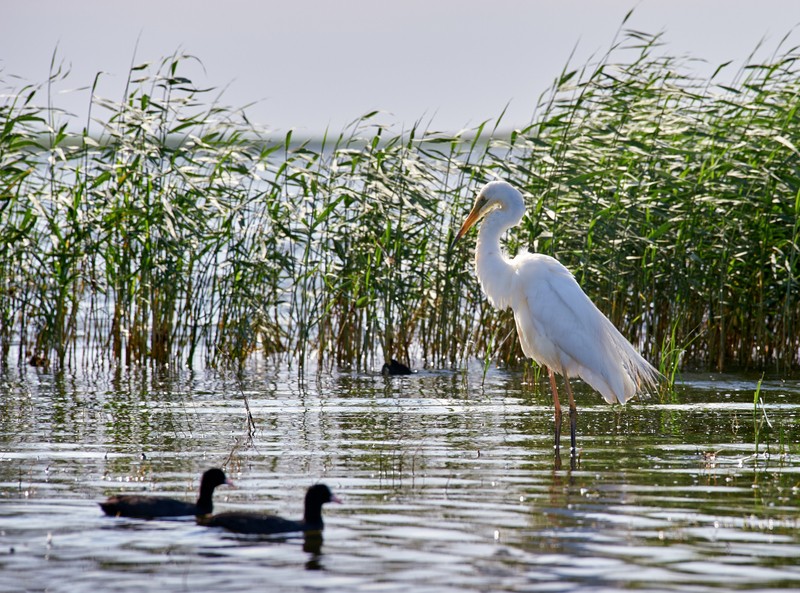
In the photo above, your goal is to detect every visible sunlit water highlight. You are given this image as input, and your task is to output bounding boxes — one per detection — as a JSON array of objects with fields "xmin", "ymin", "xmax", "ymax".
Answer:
[{"xmin": 1, "ymin": 365, "xmax": 798, "ymax": 592}]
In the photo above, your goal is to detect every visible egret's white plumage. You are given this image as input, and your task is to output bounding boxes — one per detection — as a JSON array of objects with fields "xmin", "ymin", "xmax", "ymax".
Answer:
[{"xmin": 454, "ymin": 180, "xmax": 660, "ymax": 452}]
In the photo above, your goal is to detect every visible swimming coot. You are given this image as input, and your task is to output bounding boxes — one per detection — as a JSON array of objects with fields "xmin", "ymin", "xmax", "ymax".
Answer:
[
  {"xmin": 99, "ymin": 467, "xmax": 232, "ymax": 519},
  {"xmin": 381, "ymin": 359, "xmax": 414, "ymax": 376},
  {"xmin": 199, "ymin": 483, "xmax": 340, "ymax": 535}
]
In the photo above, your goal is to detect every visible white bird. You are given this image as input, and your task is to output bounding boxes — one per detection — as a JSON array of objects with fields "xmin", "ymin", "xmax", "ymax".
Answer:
[{"xmin": 453, "ymin": 180, "xmax": 660, "ymax": 455}]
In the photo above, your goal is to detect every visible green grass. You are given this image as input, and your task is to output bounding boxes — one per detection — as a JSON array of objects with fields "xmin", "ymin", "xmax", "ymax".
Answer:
[{"xmin": 1, "ymin": 31, "xmax": 798, "ymax": 375}]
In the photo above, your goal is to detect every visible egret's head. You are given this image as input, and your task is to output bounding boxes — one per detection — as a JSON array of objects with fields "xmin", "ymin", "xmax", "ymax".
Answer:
[{"xmin": 453, "ymin": 180, "xmax": 523, "ymax": 243}]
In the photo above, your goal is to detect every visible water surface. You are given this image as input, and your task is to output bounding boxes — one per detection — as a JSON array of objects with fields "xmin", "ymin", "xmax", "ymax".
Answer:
[{"xmin": 1, "ymin": 365, "xmax": 798, "ymax": 592}]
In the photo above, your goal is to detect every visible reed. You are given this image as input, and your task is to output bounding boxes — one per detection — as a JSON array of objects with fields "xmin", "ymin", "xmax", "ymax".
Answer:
[
  {"xmin": 752, "ymin": 377, "xmax": 770, "ymax": 455},
  {"xmin": 1, "ymin": 32, "xmax": 798, "ymax": 375}
]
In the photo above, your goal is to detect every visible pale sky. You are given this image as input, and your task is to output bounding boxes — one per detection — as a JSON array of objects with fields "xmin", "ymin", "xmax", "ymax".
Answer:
[{"xmin": 2, "ymin": 1, "xmax": 799, "ymax": 135}]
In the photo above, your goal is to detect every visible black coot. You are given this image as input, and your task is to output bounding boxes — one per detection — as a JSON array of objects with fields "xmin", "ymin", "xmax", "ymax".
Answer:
[
  {"xmin": 200, "ymin": 483, "xmax": 340, "ymax": 535},
  {"xmin": 381, "ymin": 359, "xmax": 414, "ymax": 376},
  {"xmin": 99, "ymin": 467, "xmax": 232, "ymax": 519}
]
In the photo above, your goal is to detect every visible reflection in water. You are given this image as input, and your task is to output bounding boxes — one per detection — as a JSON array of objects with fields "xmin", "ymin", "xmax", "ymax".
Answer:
[
  {"xmin": 0, "ymin": 364, "xmax": 799, "ymax": 592},
  {"xmin": 303, "ymin": 532, "xmax": 324, "ymax": 568},
  {"xmin": 552, "ymin": 449, "xmax": 578, "ymax": 472}
]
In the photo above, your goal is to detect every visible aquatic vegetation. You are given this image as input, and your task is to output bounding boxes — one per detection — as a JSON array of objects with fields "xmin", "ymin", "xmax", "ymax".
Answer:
[
  {"xmin": 1, "ymin": 31, "xmax": 798, "ymax": 374},
  {"xmin": 657, "ymin": 316, "xmax": 701, "ymax": 398},
  {"xmin": 752, "ymin": 376, "xmax": 774, "ymax": 456}
]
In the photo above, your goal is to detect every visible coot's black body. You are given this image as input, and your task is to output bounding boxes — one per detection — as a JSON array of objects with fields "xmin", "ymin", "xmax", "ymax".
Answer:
[
  {"xmin": 100, "ymin": 468, "xmax": 231, "ymax": 519},
  {"xmin": 381, "ymin": 359, "xmax": 414, "ymax": 376},
  {"xmin": 201, "ymin": 483, "xmax": 339, "ymax": 535}
]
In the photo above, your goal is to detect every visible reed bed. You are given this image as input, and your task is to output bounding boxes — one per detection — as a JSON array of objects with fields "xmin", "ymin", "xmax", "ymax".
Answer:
[{"xmin": 1, "ymin": 32, "xmax": 798, "ymax": 374}]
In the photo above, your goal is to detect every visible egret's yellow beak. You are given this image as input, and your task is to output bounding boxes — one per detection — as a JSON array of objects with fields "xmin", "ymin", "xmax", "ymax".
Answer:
[{"xmin": 452, "ymin": 204, "xmax": 483, "ymax": 246}]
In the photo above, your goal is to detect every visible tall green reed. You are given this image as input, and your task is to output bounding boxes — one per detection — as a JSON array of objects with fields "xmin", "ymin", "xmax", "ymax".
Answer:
[
  {"xmin": 1, "ymin": 31, "xmax": 798, "ymax": 375},
  {"xmin": 0, "ymin": 79, "xmax": 43, "ymax": 362}
]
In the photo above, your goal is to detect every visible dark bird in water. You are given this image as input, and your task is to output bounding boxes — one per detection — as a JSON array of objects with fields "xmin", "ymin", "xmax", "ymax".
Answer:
[
  {"xmin": 199, "ymin": 483, "xmax": 340, "ymax": 535},
  {"xmin": 381, "ymin": 359, "xmax": 414, "ymax": 376},
  {"xmin": 99, "ymin": 468, "xmax": 232, "ymax": 519}
]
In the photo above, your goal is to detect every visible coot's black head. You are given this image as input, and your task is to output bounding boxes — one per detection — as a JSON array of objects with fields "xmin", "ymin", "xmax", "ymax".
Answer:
[
  {"xmin": 201, "ymin": 468, "xmax": 232, "ymax": 489},
  {"xmin": 302, "ymin": 483, "xmax": 340, "ymax": 527},
  {"xmin": 305, "ymin": 483, "xmax": 340, "ymax": 506},
  {"xmin": 195, "ymin": 468, "xmax": 233, "ymax": 516}
]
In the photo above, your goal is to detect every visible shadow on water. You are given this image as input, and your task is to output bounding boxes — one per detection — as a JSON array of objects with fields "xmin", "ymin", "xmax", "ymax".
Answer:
[{"xmin": 1, "ymin": 363, "xmax": 799, "ymax": 592}]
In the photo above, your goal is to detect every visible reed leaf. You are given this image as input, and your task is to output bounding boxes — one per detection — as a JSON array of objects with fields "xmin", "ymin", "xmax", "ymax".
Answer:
[{"xmin": 0, "ymin": 32, "xmax": 798, "ymax": 374}]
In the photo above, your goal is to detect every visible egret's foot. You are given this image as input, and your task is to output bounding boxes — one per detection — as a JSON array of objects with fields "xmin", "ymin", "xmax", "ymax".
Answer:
[
  {"xmin": 554, "ymin": 409, "xmax": 563, "ymax": 454},
  {"xmin": 554, "ymin": 450, "xmax": 563, "ymax": 471},
  {"xmin": 569, "ymin": 408, "xmax": 577, "ymax": 455}
]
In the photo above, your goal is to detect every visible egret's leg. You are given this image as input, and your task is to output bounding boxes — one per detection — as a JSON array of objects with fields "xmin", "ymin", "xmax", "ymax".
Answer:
[
  {"xmin": 563, "ymin": 374, "xmax": 577, "ymax": 455},
  {"xmin": 547, "ymin": 368, "xmax": 562, "ymax": 453}
]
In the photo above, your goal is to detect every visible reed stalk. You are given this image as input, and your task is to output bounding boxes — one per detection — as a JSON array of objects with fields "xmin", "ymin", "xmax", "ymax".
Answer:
[{"xmin": 0, "ymin": 32, "xmax": 798, "ymax": 374}]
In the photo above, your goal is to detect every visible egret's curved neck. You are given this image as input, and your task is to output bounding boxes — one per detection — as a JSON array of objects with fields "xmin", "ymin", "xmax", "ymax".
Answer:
[{"xmin": 475, "ymin": 203, "xmax": 524, "ymax": 309}]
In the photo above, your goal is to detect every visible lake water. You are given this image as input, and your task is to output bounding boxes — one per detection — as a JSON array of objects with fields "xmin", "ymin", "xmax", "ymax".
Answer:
[{"xmin": 1, "ymin": 363, "xmax": 798, "ymax": 592}]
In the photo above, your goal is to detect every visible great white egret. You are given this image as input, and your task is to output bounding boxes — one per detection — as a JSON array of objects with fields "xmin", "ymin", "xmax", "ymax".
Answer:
[{"xmin": 453, "ymin": 180, "xmax": 660, "ymax": 455}]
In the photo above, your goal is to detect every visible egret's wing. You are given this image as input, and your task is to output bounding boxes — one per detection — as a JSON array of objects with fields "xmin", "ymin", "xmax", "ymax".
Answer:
[
  {"xmin": 509, "ymin": 254, "xmax": 607, "ymax": 373},
  {"xmin": 511, "ymin": 253, "xmax": 658, "ymax": 403}
]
